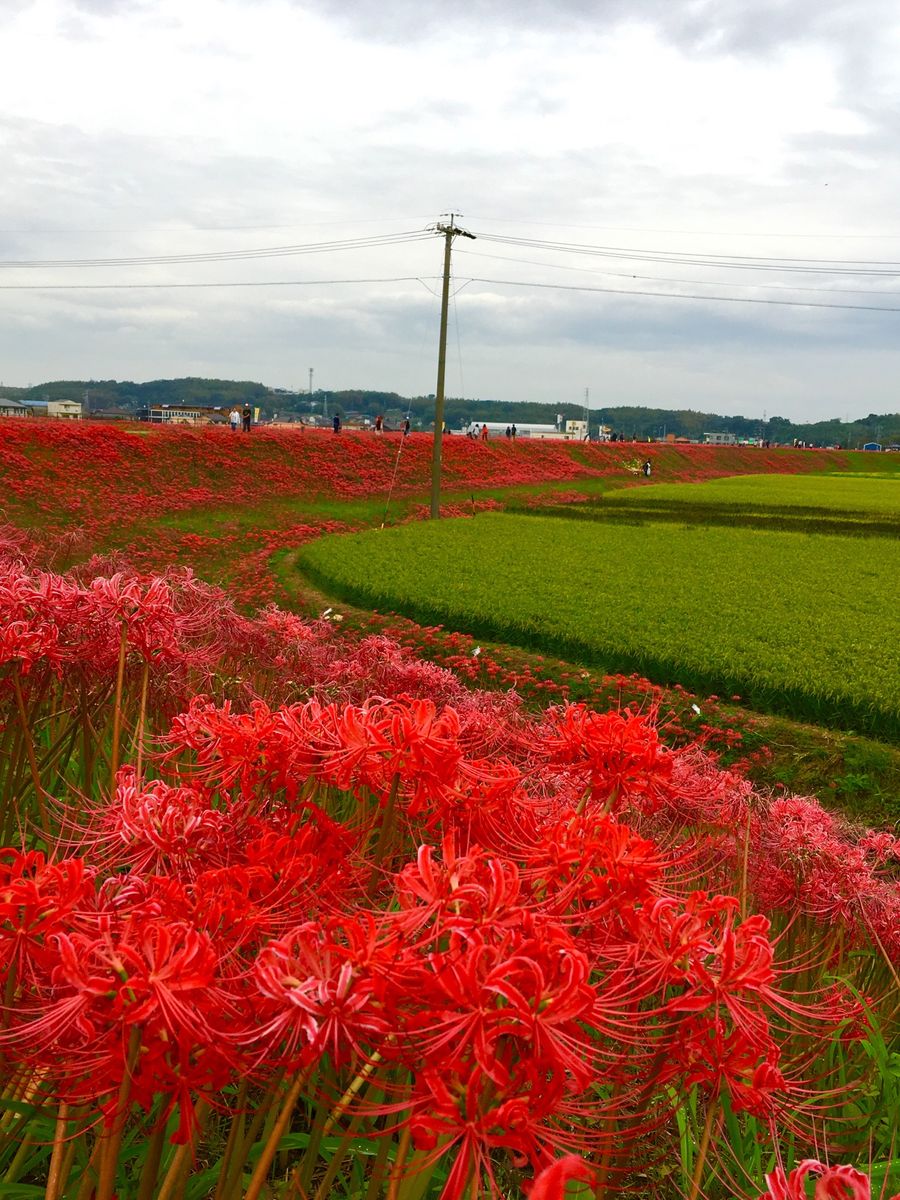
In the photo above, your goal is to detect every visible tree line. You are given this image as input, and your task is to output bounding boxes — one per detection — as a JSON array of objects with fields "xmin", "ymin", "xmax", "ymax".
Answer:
[{"xmin": 1, "ymin": 378, "xmax": 897, "ymax": 446}]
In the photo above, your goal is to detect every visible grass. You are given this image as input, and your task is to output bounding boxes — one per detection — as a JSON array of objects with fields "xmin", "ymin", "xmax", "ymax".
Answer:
[
  {"xmin": 514, "ymin": 474, "xmax": 900, "ymax": 537},
  {"xmin": 297, "ymin": 509, "xmax": 900, "ymax": 741},
  {"xmin": 601, "ymin": 473, "xmax": 900, "ymax": 514}
]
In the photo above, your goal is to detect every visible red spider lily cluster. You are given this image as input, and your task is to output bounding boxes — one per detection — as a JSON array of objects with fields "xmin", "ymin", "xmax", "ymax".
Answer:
[
  {"xmin": 1, "ymin": 525, "xmax": 897, "ymax": 1199},
  {"xmin": 0, "ymin": 419, "xmax": 850, "ymax": 539}
]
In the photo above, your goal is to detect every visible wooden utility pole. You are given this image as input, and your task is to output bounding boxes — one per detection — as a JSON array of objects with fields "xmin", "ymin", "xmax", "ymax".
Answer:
[{"xmin": 430, "ymin": 214, "xmax": 475, "ymax": 519}]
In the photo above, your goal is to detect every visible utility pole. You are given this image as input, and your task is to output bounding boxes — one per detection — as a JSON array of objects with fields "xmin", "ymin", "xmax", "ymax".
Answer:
[
  {"xmin": 583, "ymin": 387, "xmax": 590, "ymax": 439},
  {"xmin": 430, "ymin": 213, "xmax": 475, "ymax": 519}
]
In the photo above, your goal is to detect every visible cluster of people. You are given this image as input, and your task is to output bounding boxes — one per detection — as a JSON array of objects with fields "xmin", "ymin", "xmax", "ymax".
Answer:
[
  {"xmin": 369, "ymin": 415, "xmax": 410, "ymax": 436},
  {"xmin": 229, "ymin": 405, "xmax": 254, "ymax": 432},
  {"xmin": 465, "ymin": 423, "xmax": 497, "ymax": 442},
  {"xmin": 504, "ymin": 425, "xmax": 518, "ymax": 440}
]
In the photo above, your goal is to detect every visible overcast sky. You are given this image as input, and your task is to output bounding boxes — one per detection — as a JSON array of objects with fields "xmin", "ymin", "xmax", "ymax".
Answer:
[{"xmin": 1, "ymin": 0, "xmax": 899, "ymax": 421}]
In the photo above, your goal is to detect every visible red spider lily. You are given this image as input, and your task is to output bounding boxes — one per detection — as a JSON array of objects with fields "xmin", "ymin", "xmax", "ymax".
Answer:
[
  {"xmin": 541, "ymin": 705, "xmax": 674, "ymax": 812},
  {"xmin": 0, "ymin": 908, "xmax": 241, "ymax": 1139},
  {"xmin": 274, "ymin": 697, "xmax": 465, "ymax": 809},
  {"xmin": 407, "ymin": 1059, "xmax": 577, "ymax": 1199},
  {"xmin": 857, "ymin": 829, "xmax": 899, "ymax": 865},
  {"xmin": 448, "ymin": 756, "xmax": 524, "ymax": 822},
  {"xmin": 0, "ymin": 418, "xmax": 851, "ymax": 548},
  {"xmin": 641, "ymin": 894, "xmax": 776, "ymax": 1012},
  {"xmin": 528, "ymin": 1154, "xmax": 594, "ymax": 1199},
  {"xmin": 0, "ymin": 565, "xmax": 74, "ymax": 673},
  {"xmin": 13, "ymin": 918, "xmax": 223, "ymax": 1049},
  {"xmin": 667, "ymin": 1014, "xmax": 782, "ymax": 1113},
  {"xmin": 520, "ymin": 811, "xmax": 668, "ymax": 919},
  {"xmin": 102, "ymin": 767, "xmax": 232, "ymax": 877},
  {"xmin": 759, "ymin": 1159, "xmax": 894, "ymax": 1200},
  {"xmin": 88, "ymin": 573, "xmax": 181, "ymax": 662},
  {"xmin": 297, "ymin": 699, "xmax": 395, "ymax": 796},
  {"xmin": 240, "ymin": 812, "xmax": 363, "ymax": 925},
  {"xmin": 378, "ymin": 697, "xmax": 462, "ymax": 811},
  {"xmin": 0, "ymin": 618, "xmax": 60, "ymax": 674},
  {"xmin": 730, "ymin": 1058, "xmax": 789, "ymax": 1118},
  {"xmin": 0, "ymin": 849, "xmax": 93, "ymax": 980},
  {"xmin": 166, "ymin": 697, "xmax": 278, "ymax": 799},
  {"xmin": 394, "ymin": 841, "xmax": 528, "ymax": 937},
  {"xmin": 250, "ymin": 916, "xmax": 397, "ymax": 1069},
  {"xmin": 2, "ymin": 441, "xmax": 900, "ymax": 1200},
  {"xmin": 400, "ymin": 921, "xmax": 598, "ymax": 1091}
]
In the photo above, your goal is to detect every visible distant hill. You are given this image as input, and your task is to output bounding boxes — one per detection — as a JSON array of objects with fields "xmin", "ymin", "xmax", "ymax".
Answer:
[
  {"xmin": 0, "ymin": 378, "xmax": 269, "ymax": 414},
  {"xmin": 0, "ymin": 378, "xmax": 897, "ymax": 447}
]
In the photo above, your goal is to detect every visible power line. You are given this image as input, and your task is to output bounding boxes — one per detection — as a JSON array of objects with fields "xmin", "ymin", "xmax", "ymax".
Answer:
[
  {"xmin": 473, "ymin": 232, "xmax": 900, "ymax": 275},
  {"xmin": 0, "ymin": 230, "xmax": 432, "ymax": 270},
  {"xmin": 2, "ymin": 270, "xmax": 899, "ymax": 312},
  {"xmin": 0, "ymin": 275, "xmax": 437, "ymax": 290},
  {"xmin": 462, "ymin": 275, "xmax": 900, "ymax": 313},
  {"xmin": 0, "ymin": 216, "xmax": 435, "ymax": 235},
  {"xmin": 455, "ymin": 245, "xmax": 900, "ymax": 299},
  {"xmin": 7, "ymin": 223, "xmax": 900, "ymax": 280},
  {"xmin": 466, "ymin": 215, "xmax": 900, "ymax": 239},
  {"xmin": 6, "ymin": 212, "xmax": 900, "ymax": 239}
]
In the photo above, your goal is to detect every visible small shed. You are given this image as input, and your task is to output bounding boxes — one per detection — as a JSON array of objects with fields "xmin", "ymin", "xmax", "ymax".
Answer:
[
  {"xmin": 0, "ymin": 398, "xmax": 33, "ymax": 418},
  {"xmin": 863, "ymin": 442, "xmax": 882, "ymax": 452}
]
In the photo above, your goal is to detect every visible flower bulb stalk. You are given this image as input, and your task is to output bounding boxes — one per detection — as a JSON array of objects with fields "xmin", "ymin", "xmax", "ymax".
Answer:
[
  {"xmin": 109, "ymin": 620, "xmax": 129, "ymax": 794},
  {"xmin": 43, "ymin": 1102, "xmax": 70, "ymax": 1200},
  {"xmin": 686, "ymin": 1100, "xmax": 718, "ymax": 1200},
  {"xmin": 243, "ymin": 1066, "xmax": 313, "ymax": 1200},
  {"xmin": 12, "ymin": 667, "xmax": 49, "ymax": 835}
]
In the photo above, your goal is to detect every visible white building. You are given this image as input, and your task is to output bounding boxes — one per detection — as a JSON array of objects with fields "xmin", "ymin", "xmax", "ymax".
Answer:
[
  {"xmin": 703, "ymin": 431, "xmax": 737, "ymax": 445},
  {"xmin": 464, "ymin": 419, "xmax": 589, "ymax": 441},
  {"xmin": 48, "ymin": 399, "xmax": 82, "ymax": 419},
  {"xmin": 31, "ymin": 399, "xmax": 83, "ymax": 419}
]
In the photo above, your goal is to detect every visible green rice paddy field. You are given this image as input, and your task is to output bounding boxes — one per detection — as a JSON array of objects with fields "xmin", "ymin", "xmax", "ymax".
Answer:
[{"xmin": 298, "ymin": 474, "xmax": 900, "ymax": 740}]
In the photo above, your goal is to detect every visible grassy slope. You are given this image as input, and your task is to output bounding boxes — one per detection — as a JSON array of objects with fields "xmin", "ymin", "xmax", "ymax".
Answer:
[{"xmin": 0, "ymin": 420, "xmax": 876, "ymax": 532}]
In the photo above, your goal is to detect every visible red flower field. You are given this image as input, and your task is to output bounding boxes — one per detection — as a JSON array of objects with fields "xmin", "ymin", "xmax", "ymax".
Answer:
[{"xmin": 0, "ymin": 421, "xmax": 897, "ymax": 1200}]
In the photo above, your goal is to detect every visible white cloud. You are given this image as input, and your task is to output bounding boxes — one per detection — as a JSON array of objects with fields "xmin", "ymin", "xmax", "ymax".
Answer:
[{"xmin": 0, "ymin": 0, "xmax": 899, "ymax": 420}]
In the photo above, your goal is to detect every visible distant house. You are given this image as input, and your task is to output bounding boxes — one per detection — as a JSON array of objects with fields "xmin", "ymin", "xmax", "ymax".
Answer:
[
  {"xmin": 862, "ymin": 442, "xmax": 882, "ymax": 452},
  {"xmin": 30, "ymin": 399, "xmax": 83, "ymax": 420},
  {"xmin": 0, "ymin": 398, "xmax": 33, "ymax": 418},
  {"xmin": 703, "ymin": 432, "xmax": 737, "ymax": 445}
]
